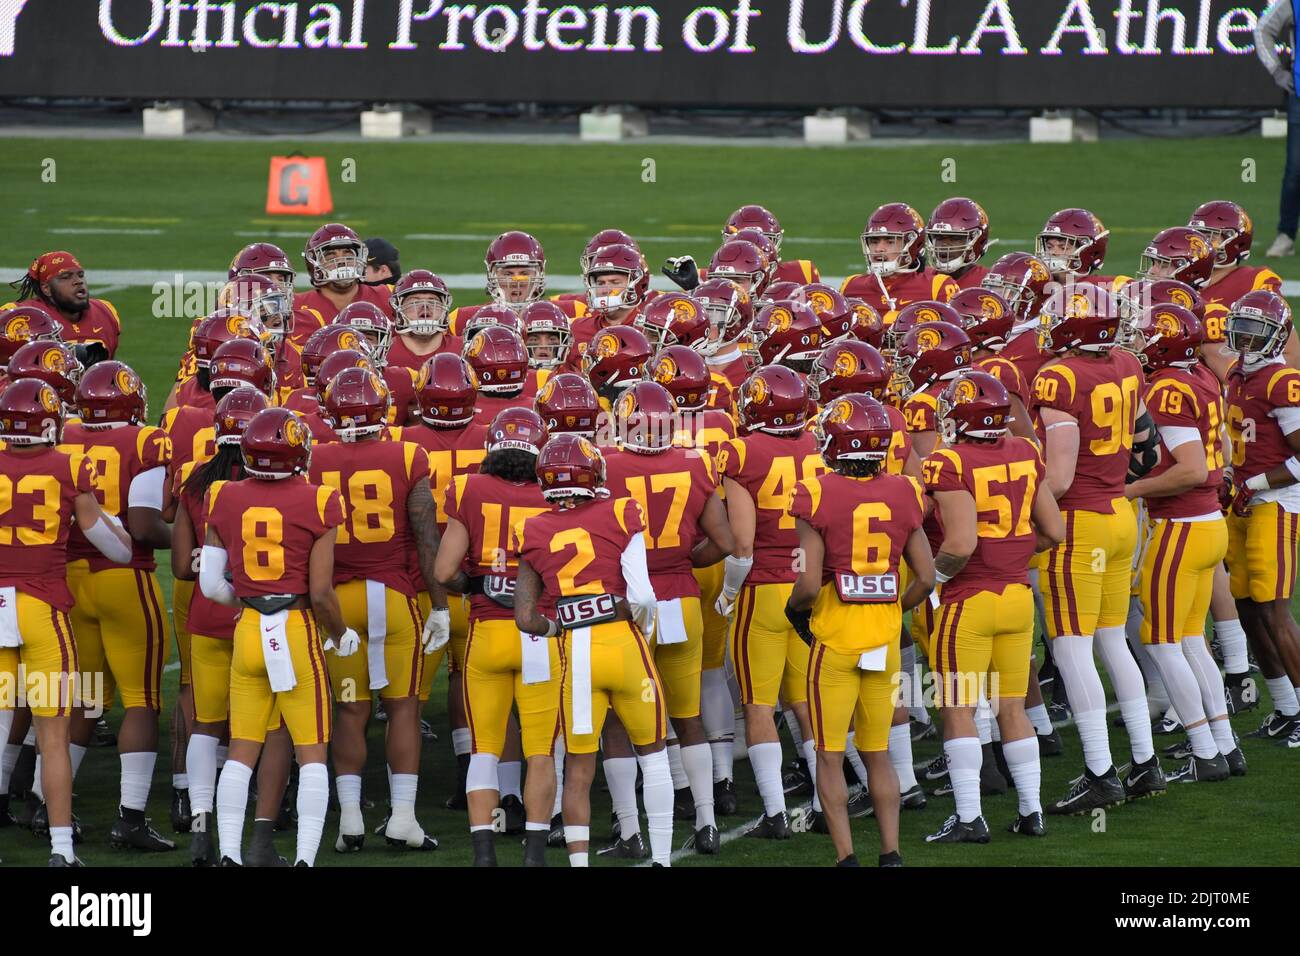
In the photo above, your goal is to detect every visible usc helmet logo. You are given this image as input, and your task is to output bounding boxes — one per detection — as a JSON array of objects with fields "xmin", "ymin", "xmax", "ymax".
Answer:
[
  {"xmin": 1187, "ymin": 234, "xmax": 1210, "ymax": 260},
  {"xmin": 283, "ymin": 415, "xmax": 308, "ymax": 448},
  {"xmin": 593, "ymin": 332, "xmax": 620, "ymax": 359},
  {"xmin": 807, "ymin": 291, "xmax": 833, "ymax": 314},
  {"xmin": 1028, "ymin": 258, "xmax": 1050, "ymax": 283},
  {"xmin": 952, "ymin": 377, "xmax": 979, "ymax": 405},
  {"xmin": 831, "ymin": 349, "xmax": 859, "ymax": 378},
  {"xmin": 225, "ymin": 313, "xmax": 251, "ymax": 337},
  {"xmin": 1240, "ymin": 210, "xmax": 1253, "ymax": 233},
  {"xmin": 975, "ymin": 202, "xmax": 990, "ymax": 226},
  {"xmin": 977, "ymin": 295, "xmax": 1005, "ymax": 319},
  {"xmin": 767, "ymin": 307, "xmax": 793, "ymax": 332},
  {"xmin": 115, "ymin": 369, "xmax": 137, "ymax": 394},
  {"xmin": 615, "ymin": 391, "xmax": 636, "ymax": 421},
  {"xmin": 1153, "ymin": 309, "xmax": 1182, "ymax": 337},
  {"xmin": 669, "ymin": 297, "xmax": 698, "ymax": 321},
  {"xmin": 652, "ymin": 355, "xmax": 677, "ymax": 385},
  {"xmin": 38, "ymin": 384, "xmax": 60, "ymax": 414},
  {"xmin": 745, "ymin": 375, "xmax": 770, "ymax": 405},
  {"xmin": 914, "ymin": 326, "xmax": 943, "ymax": 352},
  {"xmin": 577, "ymin": 436, "xmax": 599, "ymax": 460},
  {"xmin": 368, "ymin": 372, "xmax": 387, "ymax": 395},
  {"xmin": 914, "ymin": 307, "xmax": 941, "ymax": 325},
  {"xmin": 465, "ymin": 332, "xmax": 486, "ymax": 359},
  {"xmin": 826, "ymin": 399, "xmax": 853, "ymax": 424},
  {"xmin": 1168, "ymin": 287, "xmax": 1193, "ymax": 308},
  {"xmin": 536, "ymin": 378, "xmax": 556, "ymax": 405},
  {"xmin": 5, "ymin": 316, "xmax": 31, "ymax": 341},
  {"xmin": 41, "ymin": 347, "xmax": 67, "ymax": 373},
  {"xmin": 907, "ymin": 207, "xmax": 924, "ymax": 230}
]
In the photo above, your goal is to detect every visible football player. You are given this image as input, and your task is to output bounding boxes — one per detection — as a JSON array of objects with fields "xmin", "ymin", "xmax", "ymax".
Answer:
[
  {"xmin": 842, "ymin": 204, "xmax": 959, "ymax": 318},
  {"xmin": 1187, "ymin": 202, "xmax": 1284, "ymax": 361},
  {"xmin": 787, "ymin": 394, "xmax": 934, "ymax": 865},
  {"xmin": 1034, "ymin": 288, "xmax": 1164, "ymax": 812},
  {"xmin": 164, "ymin": 309, "xmax": 265, "ymax": 414},
  {"xmin": 201, "ymin": 407, "xmax": 352, "ymax": 867},
  {"xmin": 581, "ymin": 325, "xmax": 654, "ymax": 410},
  {"xmin": 521, "ymin": 300, "xmax": 574, "ymax": 371},
  {"xmin": 724, "ymin": 205, "xmax": 820, "ymax": 284},
  {"xmin": 693, "ymin": 278, "xmax": 756, "ymax": 409},
  {"xmin": 294, "ymin": 224, "xmax": 393, "ymax": 323},
  {"xmin": 1222, "ymin": 291, "xmax": 1300, "ymax": 745},
  {"xmin": 4, "ymin": 251, "xmax": 121, "ymax": 362},
  {"xmin": 980, "ymin": 252, "xmax": 1054, "ymax": 394},
  {"xmin": 1035, "ymin": 208, "xmax": 1128, "ymax": 293},
  {"xmin": 228, "ymin": 241, "xmax": 326, "ymax": 349},
  {"xmin": 926, "ymin": 198, "xmax": 992, "ymax": 290},
  {"xmin": 386, "ymin": 271, "xmax": 463, "ymax": 373},
  {"xmin": 0, "ymin": 305, "xmax": 65, "ymax": 368},
  {"xmin": 738, "ymin": 300, "xmax": 824, "ymax": 374},
  {"xmin": 435, "ymin": 408, "xmax": 555, "ymax": 866},
  {"xmin": 0, "ymin": 378, "xmax": 135, "ymax": 866},
  {"xmin": 282, "ymin": 325, "xmax": 374, "ymax": 441},
  {"xmin": 311, "ymin": 368, "xmax": 444, "ymax": 852},
  {"xmin": 450, "ymin": 232, "xmax": 587, "ymax": 335},
  {"xmin": 466, "ymin": 326, "xmax": 544, "ymax": 424},
  {"xmin": 920, "ymin": 372, "xmax": 1064, "ymax": 843},
  {"xmin": 219, "ymin": 273, "xmax": 307, "ymax": 391},
  {"xmin": 948, "ymin": 288, "xmax": 1039, "ymax": 444},
  {"xmin": 563, "ymin": 243, "xmax": 654, "ymax": 373},
  {"xmin": 514, "ymin": 433, "xmax": 672, "ymax": 866},
  {"xmin": 332, "ymin": 302, "xmax": 420, "ymax": 425},
  {"xmin": 1125, "ymin": 304, "xmax": 1242, "ymax": 780}
]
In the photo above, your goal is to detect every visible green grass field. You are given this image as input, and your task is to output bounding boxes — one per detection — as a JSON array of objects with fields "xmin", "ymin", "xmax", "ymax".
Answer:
[{"xmin": 0, "ymin": 134, "xmax": 1296, "ymax": 868}]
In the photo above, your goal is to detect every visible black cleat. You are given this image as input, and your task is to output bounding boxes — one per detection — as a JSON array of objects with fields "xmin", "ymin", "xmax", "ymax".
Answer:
[
  {"xmin": 1007, "ymin": 811, "xmax": 1046, "ymax": 836},
  {"xmin": 445, "ymin": 753, "xmax": 470, "ymax": 810},
  {"xmin": 384, "ymin": 821, "xmax": 439, "ymax": 851},
  {"xmin": 1224, "ymin": 674, "xmax": 1258, "ymax": 715},
  {"xmin": 335, "ymin": 831, "xmax": 366, "ymax": 853},
  {"xmin": 847, "ymin": 788, "xmax": 874, "ymax": 818},
  {"xmin": 910, "ymin": 720, "xmax": 938, "ymax": 743},
  {"xmin": 597, "ymin": 832, "xmax": 649, "ymax": 858},
  {"xmin": 836, "ymin": 853, "xmax": 860, "ymax": 867},
  {"xmin": 48, "ymin": 853, "xmax": 85, "ymax": 867},
  {"xmin": 878, "ymin": 850, "xmax": 903, "ymax": 867},
  {"xmin": 500, "ymin": 795, "xmax": 526, "ymax": 835},
  {"xmin": 109, "ymin": 812, "xmax": 177, "ymax": 852},
  {"xmin": 745, "ymin": 811, "xmax": 791, "ymax": 840},
  {"xmin": 1047, "ymin": 766, "xmax": 1127, "ymax": 815},
  {"xmin": 1152, "ymin": 713, "xmax": 1183, "ymax": 736},
  {"xmin": 714, "ymin": 778, "xmax": 738, "ymax": 816},
  {"xmin": 220, "ymin": 856, "xmax": 242, "ymax": 867},
  {"xmin": 274, "ymin": 794, "xmax": 297, "ymax": 832},
  {"xmin": 691, "ymin": 825, "xmax": 720, "ymax": 855},
  {"xmin": 1122, "ymin": 756, "xmax": 1167, "ymax": 800},
  {"xmin": 1244, "ymin": 710, "xmax": 1300, "ymax": 741},
  {"xmin": 1168, "ymin": 753, "xmax": 1230, "ymax": 783},
  {"xmin": 523, "ymin": 828, "xmax": 548, "ymax": 867},
  {"xmin": 1224, "ymin": 747, "xmax": 1248, "ymax": 776},
  {"xmin": 190, "ymin": 813, "xmax": 218, "ymax": 867},
  {"xmin": 420, "ymin": 719, "xmax": 437, "ymax": 742},
  {"xmin": 990, "ymin": 742, "xmax": 1013, "ymax": 787},
  {"xmin": 981, "ymin": 749, "xmax": 1009, "ymax": 796},
  {"xmin": 245, "ymin": 841, "xmax": 288, "ymax": 867},
  {"xmin": 1162, "ymin": 739, "xmax": 1193, "ymax": 760},
  {"xmin": 0, "ymin": 793, "xmax": 9, "ymax": 828},
  {"xmin": 782, "ymin": 759, "xmax": 813, "ymax": 797},
  {"xmin": 806, "ymin": 807, "xmax": 829, "ymax": 834},
  {"xmin": 547, "ymin": 813, "xmax": 566, "ymax": 848},
  {"xmin": 1037, "ymin": 727, "xmax": 1063, "ymax": 757},
  {"xmin": 900, "ymin": 784, "xmax": 928, "ymax": 810},
  {"xmin": 91, "ymin": 716, "xmax": 116, "ymax": 748},
  {"xmin": 1046, "ymin": 701, "xmax": 1071, "ymax": 725},
  {"xmin": 672, "ymin": 787, "xmax": 695, "ymax": 821},
  {"xmin": 1288, "ymin": 724, "xmax": 1300, "ymax": 749},
  {"xmin": 170, "ymin": 788, "xmax": 192, "ymax": 834},
  {"xmin": 471, "ymin": 828, "xmax": 498, "ymax": 867},
  {"xmin": 925, "ymin": 814, "xmax": 991, "ymax": 844},
  {"xmin": 917, "ymin": 753, "xmax": 949, "ymax": 784},
  {"xmin": 30, "ymin": 802, "xmax": 84, "ymax": 842}
]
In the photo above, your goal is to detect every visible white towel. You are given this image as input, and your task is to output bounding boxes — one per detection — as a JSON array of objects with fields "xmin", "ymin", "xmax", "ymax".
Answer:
[
  {"xmin": 654, "ymin": 598, "xmax": 687, "ymax": 646},
  {"xmin": 0, "ymin": 587, "xmax": 20, "ymax": 648},
  {"xmin": 520, "ymin": 631, "xmax": 551, "ymax": 685},
  {"xmin": 365, "ymin": 580, "xmax": 389, "ymax": 691},
  {"xmin": 259, "ymin": 610, "xmax": 296, "ymax": 693},
  {"xmin": 857, "ymin": 644, "xmax": 888, "ymax": 672},
  {"xmin": 570, "ymin": 627, "xmax": 594, "ymax": 735}
]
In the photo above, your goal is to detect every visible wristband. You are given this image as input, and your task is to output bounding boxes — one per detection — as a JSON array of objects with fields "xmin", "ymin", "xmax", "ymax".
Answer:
[
  {"xmin": 934, "ymin": 570, "xmax": 952, "ymax": 585},
  {"xmin": 1246, "ymin": 473, "xmax": 1270, "ymax": 492},
  {"xmin": 1286, "ymin": 457, "xmax": 1300, "ymax": 484}
]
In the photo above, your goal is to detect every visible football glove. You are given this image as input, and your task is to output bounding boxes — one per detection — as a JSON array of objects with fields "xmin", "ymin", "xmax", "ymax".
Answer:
[
  {"xmin": 784, "ymin": 602, "xmax": 814, "ymax": 647},
  {"xmin": 333, "ymin": 628, "xmax": 361, "ymax": 657},
  {"xmin": 422, "ymin": 607, "xmax": 451, "ymax": 654},
  {"xmin": 714, "ymin": 587, "xmax": 738, "ymax": 620},
  {"xmin": 1218, "ymin": 467, "xmax": 1235, "ymax": 514},
  {"xmin": 1231, "ymin": 485, "xmax": 1254, "ymax": 518},
  {"xmin": 663, "ymin": 255, "xmax": 700, "ymax": 292}
]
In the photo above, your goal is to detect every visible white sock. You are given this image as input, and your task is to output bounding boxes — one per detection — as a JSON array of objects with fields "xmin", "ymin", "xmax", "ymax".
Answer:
[
  {"xmin": 637, "ymin": 749, "xmax": 673, "ymax": 866},
  {"xmin": 1096, "ymin": 626, "xmax": 1154, "ymax": 763},
  {"xmin": 119, "ymin": 751, "xmax": 156, "ymax": 812},
  {"xmin": 498, "ymin": 761, "xmax": 522, "ymax": 801},
  {"xmin": 69, "ymin": 743, "xmax": 87, "ymax": 782},
  {"xmin": 1182, "ymin": 635, "xmax": 1230, "ymax": 722},
  {"xmin": 944, "ymin": 736, "xmax": 982, "ymax": 823},
  {"xmin": 800, "ymin": 738, "xmax": 820, "ymax": 812},
  {"xmin": 733, "ymin": 709, "xmax": 747, "ymax": 761},
  {"xmin": 604, "ymin": 756, "xmax": 641, "ymax": 839},
  {"xmin": 1147, "ymin": 642, "xmax": 1212, "ymax": 756},
  {"xmin": 709, "ymin": 739, "xmax": 734, "ymax": 782},
  {"xmin": 1052, "ymin": 634, "xmax": 1113, "ymax": 773},
  {"xmin": 50, "ymin": 825, "xmax": 75, "ymax": 863},
  {"xmin": 910, "ymin": 661, "xmax": 930, "ymax": 724},
  {"xmin": 989, "ymin": 717, "xmax": 1002, "ymax": 743},
  {"xmin": 33, "ymin": 754, "xmax": 43, "ymax": 801},
  {"xmin": 215, "ymin": 744, "xmax": 228, "ymax": 771},
  {"xmin": 335, "ymin": 773, "xmax": 364, "ymax": 835},
  {"xmin": 748, "ymin": 741, "xmax": 786, "ymax": 816},
  {"xmin": 678, "ymin": 742, "xmax": 716, "ymax": 830},
  {"xmin": 1026, "ymin": 704, "xmax": 1052, "ymax": 736},
  {"xmin": 0, "ymin": 741, "xmax": 18, "ymax": 792},
  {"xmin": 887, "ymin": 724, "xmax": 919, "ymax": 790},
  {"xmin": 665, "ymin": 741, "xmax": 689, "ymax": 791},
  {"xmin": 844, "ymin": 732, "xmax": 870, "ymax": 787},
  {"xmin": 295, "ymin": 762, "xmax": 329, "ymax": 867},
  {"xmin": 564, "ymin": 823, "xmax": 588, "ymax": 864},
  {"xmin": 1214, "ymin": 617, "xmax": 1250, "ymax": 675},
  {"xmin": 1002, "ymin": 736, "xmax": 1042, "ymax": 816},
  {"xmin": 976, "ymin": 710, "xmax": 993, "ymax": 745},
  {"xmin": 1265, "ymin": 676, "xmax": 1300, "ymax": 716},
  {"xmin": 187, "ymin": 734, "xmax": 220, "ymax": 815},
  {"xmin": 388, "ymin": 773, "xmax": 418, "ymax": 831},
  {"xmin": 215, "ymin": 759, "xmax": 253, "ymax": 865},
  {"xmin": 1209, "ymin": 718, "xmax": 1237, "ymax": 755},
  {"xmin": 700, "ymin": 668, "xmax": 734, "ymax": 780},
  {"xmin": 1074, "ymin": 709, "xmax": 1112, "ymax": 775},
  {"xmin": 552, "ymin": 736, "xmax": 565, "ymax": 817},
  {"xmin": 452, "ymin": 727, "xmax": 472, "ymax": 757},
  {"xmin": 783, "ymin": 709, "xmax": 804, "ymax": 748},
  {"xmin": 173, "ymin": 773, "xmax": 188, "ymax": 790}
]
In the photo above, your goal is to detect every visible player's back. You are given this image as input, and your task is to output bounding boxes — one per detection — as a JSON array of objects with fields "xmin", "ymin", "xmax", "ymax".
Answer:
[
  {"xmin": 673, "ymin": 407, "xmax": 735, "ymax": 464},
  {"xmin": 0, "ymin": 446, "xmax": 90, "ymax": 610},
  {"xmin": 1226, "ymin": 359, "xmax": 1300, "ymax": 481},
  {"xmin": 518, "ymin": 495, "xmax": 644, "ymax": 599},
  {"xmin": 1144, "ymin": 365, "xmax": 1225, "ymax": 521},
  {"xmin": 162, "ymin": 405, "xmax": 216, "ymax": 478},
  {"xmin": 392, "ymin": 421, "xmax": 487, "ymax": 528}
]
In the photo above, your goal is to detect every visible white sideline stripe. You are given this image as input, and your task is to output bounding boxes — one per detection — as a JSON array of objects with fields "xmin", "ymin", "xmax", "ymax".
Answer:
[{"xmin": 48, "ymin": 227, "xmax": 166, "ymax": 236}]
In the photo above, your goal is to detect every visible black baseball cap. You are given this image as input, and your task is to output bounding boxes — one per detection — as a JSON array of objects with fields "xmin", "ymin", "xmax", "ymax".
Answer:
[{"xmin": 364, "ymin": 237, "xmax": 401, "ymax": 280}]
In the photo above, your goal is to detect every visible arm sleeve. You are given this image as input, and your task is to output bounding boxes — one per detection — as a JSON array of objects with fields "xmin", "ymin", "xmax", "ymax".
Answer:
[
  {"xmin": 199, "ymin": 545, "xmax": 238, "ymax": 606},
  {"xmin": 128, "ymin": 466, "xmax": 166, "ymax": 510},
  {"xmin": 83, "ymin": 515, "xmax": 133, "ymax": 564},
  {"xmin": 1273, "ymin": 405, "xmax": 1300, "ymax": 436},
  {"xmin": 1157, "ymin": 425, "xmax": 1203, "ymax": 453},
  {"xmin": 620, "ymin": 533, "xmax": 658, "ymax": 635}
]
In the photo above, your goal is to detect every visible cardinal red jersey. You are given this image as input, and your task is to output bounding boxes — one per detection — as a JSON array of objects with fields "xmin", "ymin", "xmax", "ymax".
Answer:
[
  {"xmin": 205, "ymin": 476, "xmax": 343, "ymax": 598},
  {"xmin": 1144, "ymin": 366, "xmax": 1225, "ymax": 519},
  {"xmin": 174, "ymin": 375, "xmax": 215, "ymax": 413},
  {"xmin": 382, "ymin": 365, "xmax": 420, "ymax": 425},
  {"xmin": 561, "ymin": 307, "xmax": 652, "ymax": 374},
  {"xmin": 902, "ymin": 383, "xmax": 944, "ymax": 435},
  {"xmin": 390, "ymin": 421, "xmax": 488, "ymax": 530},
  {"xmin": 951, "ymin": 265, "xmax": 990, "ymax": 291},
  {"xmin": 174, "ymin": 462, "xmax": 237, "ymax": 640},
  {"xmin": 60, "ymin": 423, "xmax": 172, "ymax": 572},
  {"xmin": 162, "ymin": 405, "xmax": 216, "ymax": 480},
  {"xmin": 717, "ymin": 429, "xmax": 826, "ymax": 584},
  {"xmin": 884, "ymin": 403, "xmax": 912, "ymax": 475},
  {"xmin": 706, "ymin": 353, "xmax": 750, "ymax": 413},
  {"xmin": 174, "ymin": 306, "xmax": 320, "ymax": 384},
  {"xmin": 473, "ymin": 368, "xmax": 550, "ymax": 425},
  {"xmin": 976, "ymin": 353, "xmax": 1031, "ymax": 408},
  {"xmin": 385, "ymin": 333, "xmax": 464, "ymax": 374},
  {"xmin": 270, "ymin": 339, "xmax": 306, "ymax": 392},
  {"xmin": 309, "ymin": 438, "xmax": 430, "ymax": 596},
  {"xmin": 789, "ymin": 471, "xmax": 924, "ymax": 586},
  {"xmin": 1201, "ymin": 266, "xmax": 1283, "ymax": 345},
  {"xmin": 922, "ymin": 436, "xmax": 1045, "ymax": 603},
  {"xmin": 1033, "ymin": 348, "xmax": 1144, "ymax": 513},
  {"xmin": 674, "ymin": 408, "xmax": 737, "ymax": 466},
  {"xmin": 444, "ymin": 472, "xmax": 551, "ymax": 623},
  {"xmin": 839, "ymin": 269, "xmax": 958, "ymax": 318},
  {"xmin": 450, "ymin": 298, "xmax": 585, "ymax": 339},
  {"xmin": 1226, "ymin": 359, "xmax": 1300, "ymax": 484},
  {"xmin": 3, "ymin": 298, "xmax": 122, "ymax": 358},
  {"xmin": 517, "ymin": 494, "xmax": 646, "ymax": 601},
  {"xmin": 0, "ymin": 447, "xmax": 94, "ymax": 610},
  {"xmin": 775, "ymin": 259, "xmax": 821, "ymax": 284},
  {"xmin": 999, "ymin": 329, "xmax": 1050, "ymax": 404},
  {"xmin": 293, "ymin": 284, "xmax": 393, "ymax": 324},
  {"xmin": 280, "ymin": 390, "xmax": 337, "ymax": 444},
  {"xmin": 604, "ymin": 446, "xmax": 717, "ymax": 600}
]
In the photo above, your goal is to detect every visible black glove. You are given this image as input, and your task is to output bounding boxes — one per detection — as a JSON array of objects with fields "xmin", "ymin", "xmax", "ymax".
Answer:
[
  {"xmin": 464, "ymin": 575, "xmax": 485, "ymax": 595},
  {"xmin": 784, "ymin": 601, "xmax": 814, "ymax": 647},
  {"xmin": 73, "ymin": 342, "xmax": 110, "ymax": 369},
  {"xmin": 662, "ymin": 256, "xmax": 700, "ymax": 292}
]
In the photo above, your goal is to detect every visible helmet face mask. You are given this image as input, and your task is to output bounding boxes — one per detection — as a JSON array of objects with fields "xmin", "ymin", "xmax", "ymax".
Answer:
[
  {"xmin": 926, "ymin": 229, "xmax": 980, "ymax": 273},
  {"xmin": 396, "ymin": 291, "xmax": 450, "ymax": 337},
  {"xmin": 1036, "ymin": 233, "xmax": 1090, "ymax": 277},
  {"xmin": 307, "ymin": 236, "xmax": 367, "ymax": 286},
  {"xmin": 1226, "ymin": 299, "xmax": 1290, "ymax": 360},
  {"xmin": 490, "ymin": 265, "xmax": 544, "ymax": 306}
]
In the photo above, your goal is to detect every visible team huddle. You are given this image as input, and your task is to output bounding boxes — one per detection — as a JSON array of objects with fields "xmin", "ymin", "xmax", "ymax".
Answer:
[{"xmin": 0, "ymin": 196, "xmax": 1296, "ymax": 869}]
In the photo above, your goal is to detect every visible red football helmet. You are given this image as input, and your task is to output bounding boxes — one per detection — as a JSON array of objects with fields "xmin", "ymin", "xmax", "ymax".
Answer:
[
  {"xmin": 534, "ymin": 372, "xmax": 601, "ymax": 436},
  {"xmin": 192, "ymin": 309, "xmax": 264, "ymax": 371},
  {"xmin": 730, "ymin": 229, "xmax": 780, "ymax": 283},
  {"xmin": 1034, "ymin": 208, "xmax": 1110, "ymax": 278},
  {"xmin": 485, "ymin": 231, "xmax": 546, "ymax": 306},
  {"xmin": 886, "ymin": 301, "xmax": 963, "ymax": 354},
  {"xmin": 1189, "ymin": 200, "xmax": 1254, "ymax": 267},
  {"xmin": 0, "ymin": 305, "xmax": 62, "ymax": 364},
  {"xmin": 0, "ymin": 378, "xmax": 65, "ymax": 446},
  {"xmin": 585, "ymin": 243, "xmax": 650, "ymax": 315},
  {"xmin": 8, "ymin": 341, "xmax": 82, "ymax": 407},
  {"xmin": 209, "ymin": 338, "xmax": 275, "ymax": 395},
  {"xmin": 581, "ymin": 229, "xmax": 640, "ymax": 274},
  {"xmin": 75, "ymin": 361, "xmax": 147, "ymax": 429},
  {"xmin": 647, "ymin": 345, "xmax": 712, "ymax": 412},
  {"xmin": 756, "ymin": 280, "xmax": 803, "ymax": 309},
  {"xmin": 926, "ymin": 198, "xmax": 991, "ymax": 274},
  {"xmin": 486, "ymin": 407, "xmax": 548, "ymax": 456},
  {"xmin": 709, "ymin": 240, "xmax": 771, "ymax": 296},
  {"xmin": 334, "ymin": 302, "xmax": 394, "ymax": 364},
  {"xmin": 844, "ymin": 298, "xmax": 886, "ymax": 349},
  {"xmin": 465, "ymin": 325, "xmax": 530, "ymax": 394},
  {"xmin": 1116, "ymin": 278, "xmax": 1204, "ymax": 350},
  {"xmin": 1134, "ymin": 304, "xmax": 1203, "ymax": 370},
  {"xmin": 861, "ymin": 203, "xmax": 926, "ymax": 277},
  {"xmin": 537, "ymin": 432, "xmax": 607, "ymax": 501},
  {"xmin": 1226, "ymin": 290, "xmax": 1293, "ymax": 360},
  {"xmin": 323, "ymin": 366, "xmax": 391, "ymax": 443},
  {"xmin": 521, "ymin": 301, "xmax": 573, "ymax": 369},
  {"xmin": 315, "ymin": 349, "xmax": 376, "ymax": 395},
  {"xmin": 240, "ymin": 407, "xmax": 313, "ymax": 480},
  {"xmin": 938, "ymin": 370, "xmax": 1013, "ymax": 442},
  {"xmin": 229, "ymin": 241, "xmax": 295, "ymax": 290},
  {"xmin": 948, "ymin": 287, "xmax": 1014, "ymax": 350},
  {"xmin": 391, "ymin": 270, "xmax": 452, "ymax": 336},
  {"xmin": 724, "ymin": 205, "xmax": 784, "ymax": 254},
  {"xmin": 1040, "ymin": 286, "xmax": 1121, "ymax": 354},
  {"xmin": 814, "ymin": 393, "xmax": 894, "ymax": 468},
  {"xmin": 808, "ymin": 340, "xmax": 891, "ymax": 405},
  {"xmin": 213, "ymin": 387, "xmax": 271, "ymax": 448},
  {"xmin": 797, "ymin": 284, "xmax": 854, "ymax": 342},
  {"xmin": 613, "ymin": 380, "xmax": 677, "ymax": 454},
  {"xmin": 982, "ymin": 252, "xmax": 1053, "ymax": 322},
  {"xmin": 303, "ymin": 223, "xmax": 366, "ymax": 287},
  {"xmin": 462, "ymin": 304, "xmax": 525, "ymax": 346},
  {"xmin": 417, "ymin": 353, "xmax": 477, "ymax": 428},
  {"xmin": 219, "ymin": 273, "xmax": 294, "ymax": 343},
  {"xmin": 693, "ymin": 278, "xmax": 754, "ymax": 356},
  {"xmin": 301, "ymin": 325, "xmax": 372, "ymax": 388},
  {"xmin": 1138, "ymin": 227, "xmax": 1216, "ymax": 288},
  {"xmin": 737, "ymin": 365, "xmax": 809, "ymax": 434},
  {"xmin": 581, "ymin": 325, "xmax": 652, "ymax": 397},
  {"xmin": 739, "ymin": 301, "xmax": 823, "ymax": 371},
  {"xmin": 636, "ymin": 293, "xmax": 709, "ymax": 350},
  {"xmin": 896, "ymin": 321, "xmax": 972, "ymax": 393}
]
